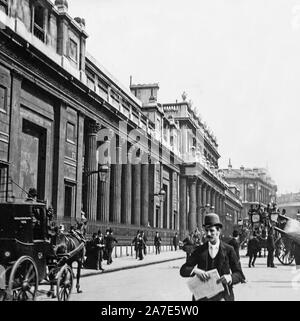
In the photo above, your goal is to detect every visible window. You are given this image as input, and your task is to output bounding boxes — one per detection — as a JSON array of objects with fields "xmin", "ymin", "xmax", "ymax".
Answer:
[
  {"xmin": 33, "ymin": 4, "xmax": 45, "ymax": 42},
  {"xmin": 66, "ymin": 122, "xmax": 76, "ymax": 144},
  {"xmin": 68, "ymin": 38, "xmax": 78, "ymax": 63},
  {"xmin": 64, "ymin": 182, "xmax": 75, "ymax": 218},
  {"xmin": 0, "ymin": 86, "xmax": 7, "ymax": 112}
]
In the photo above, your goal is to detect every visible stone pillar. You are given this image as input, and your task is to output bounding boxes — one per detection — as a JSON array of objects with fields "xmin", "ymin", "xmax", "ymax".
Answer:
[
  {"xmin": 215, "ymin": 193, "xmax": 219, "ymax": 214},
  {"xmin": 141, "ymin": 163, "xmax": 149, "ymax": 226},
  {"xmin": 211, "ymin": 189, "xmax": 215, "ymax": 211},
  {"xmin": 179, "ymin": 176, "xmax": 187, "ymax": 240},
  {"xmin": 188, "ymin": 177, "xmax": 197, "ymax": 233},
  {"xmin": 110, "ymin": 146, "xmax": 122, "ymax": 223},
  {"xmin": 85, "ymin": 121, "xmax": 101, "ymax": 221},
  {"xmin": 8, "ymin": 71, "xmax": 22, "ymax": 201},
  {"xmin": 196, "ymin": 181, "xmax": 202, "ymax": 228},
  {"xmin": 97, "ymin": 163, "xmax": 110, "ymax": 223},
  {"xmin": 121, "ymin": 160, "xmax": 132, "ymax": 225},
  {"xmin": 206, "ymin": 186, "xmax": 211, "ymax": 208},
  {"xmin": 132, "ymin": 162, "xmax": 141, "ymax": 226},
  {"xmin": 76, "ymin": 112, "xmax": 84, "ymax": 219}
]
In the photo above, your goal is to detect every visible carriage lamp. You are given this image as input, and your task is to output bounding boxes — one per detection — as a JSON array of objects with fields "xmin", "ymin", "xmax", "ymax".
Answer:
[
  {"xmin": 250, "ymin": 213, "xmax": 260, "ymax": 224},
  {"xmin": 270, "ymin": 212, "xmax": 278, "ymax": 223},
  {"xmin": 4, "ymin": 251, "xmax": 11, "ymax": 258}
]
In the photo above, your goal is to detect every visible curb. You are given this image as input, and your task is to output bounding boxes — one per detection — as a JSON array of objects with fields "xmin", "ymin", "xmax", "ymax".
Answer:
[{"xmin": 81, "ymin": 256, "xmax": 186, "ymax": 278}]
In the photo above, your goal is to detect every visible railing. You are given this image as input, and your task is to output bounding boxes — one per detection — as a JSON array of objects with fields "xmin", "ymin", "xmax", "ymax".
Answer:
[{"xmin": 33, "ymin": 23, "xmax": 45, "ymax": 42}]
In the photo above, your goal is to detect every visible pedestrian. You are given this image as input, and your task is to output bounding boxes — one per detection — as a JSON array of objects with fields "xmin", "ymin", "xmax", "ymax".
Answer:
[
  {"xmin": 182, "ymin": 232, "xmax": 195, "ymax": 260},
  {"xmin": 137, "ymin": 234, "xmax": 145, "ymax": 260},
  {"xmin": 228, "ymin": 230, "xmax": 247, "ymax": 283},
  {"xmin": 267, "ymin": 227, "xmax": 276, "ymax": 268},
  {"xmin": 132, "ymin": 231, "xmax": 140, "ymax": 259},
  {"xmin": 141, "ymin": 231, "xmax": 147, "ymax": 256},
  {"xmin": 104, "ymin": 228, "xmax": 118, "ymax": 265},
  {"xmin": 248, "ymin": 231, "xmax": 260, "ymax": 268},
  {"xmin": 228, "ymin": 230, "xmax": 241, "ymax": 260},
  {"xmin": 180, "ymin": 213, "xmax": 243, "ymax": 301},
  {"xmin": 154, "ymin": 231, "xmax": 162, "ymax": 254},
  {"xmin": 172, "ymin": 232, "xmax": 179, "ymax": 251},
  {"xmin": 95, "ymin": 230, "xmax": 105, "ymax": 271}
]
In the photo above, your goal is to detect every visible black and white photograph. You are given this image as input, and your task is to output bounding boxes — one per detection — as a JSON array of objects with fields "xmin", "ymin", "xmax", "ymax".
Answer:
[{"xmin": 1, "ymin": 0, "xmax": 300, "ymax": 307}]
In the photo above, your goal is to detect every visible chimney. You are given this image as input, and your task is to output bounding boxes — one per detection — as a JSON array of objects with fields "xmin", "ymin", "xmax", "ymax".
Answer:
[{"xmin": 228, "ymin": 158, "xmax": 232, "ymax": 170}]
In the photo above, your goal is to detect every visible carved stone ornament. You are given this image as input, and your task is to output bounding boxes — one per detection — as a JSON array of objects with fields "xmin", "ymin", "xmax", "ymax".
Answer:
[{"xmin": 88, "ymin": 121, "xmax": 101, "ymax": 134}]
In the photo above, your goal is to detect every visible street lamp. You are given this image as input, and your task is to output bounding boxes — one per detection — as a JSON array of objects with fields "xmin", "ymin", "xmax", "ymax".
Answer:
[
  {"xmin": 83, "ymin": 163, "xmax": 109, "ymax": 180},
  {"xmin": 154, "ymin": 189, "xmax": 166, "ymax": 202}
]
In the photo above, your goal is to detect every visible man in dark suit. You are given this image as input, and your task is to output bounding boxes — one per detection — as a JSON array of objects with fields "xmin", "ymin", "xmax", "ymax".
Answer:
[
  {"xmin": 173, "ymin": 232, "xmax": 179, "ymax": 251},
  {"xmin": 267, "ymin": 227, "xmax": 276, "ymax": 268},
  {"xmin": 180, "ymin": 213, "xmax": 243, "ymax": 301},
  {"xmin": 104, "ymin": 228, "xmax": 118, "ymax": 265},
  {"xmin": 228, "ymin": 230, "xmax": 246, "ymax": 283}
]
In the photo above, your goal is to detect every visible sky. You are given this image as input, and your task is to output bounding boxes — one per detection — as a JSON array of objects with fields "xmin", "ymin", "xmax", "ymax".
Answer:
[{"xmin": 66, "ymin": 0, "xmax": 300, "ymax": 194}]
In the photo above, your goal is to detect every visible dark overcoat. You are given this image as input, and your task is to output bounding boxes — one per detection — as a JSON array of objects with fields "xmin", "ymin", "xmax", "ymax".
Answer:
[{"xmin": 180, "ymin": 241, "xmax": 243, "ymax": 301}]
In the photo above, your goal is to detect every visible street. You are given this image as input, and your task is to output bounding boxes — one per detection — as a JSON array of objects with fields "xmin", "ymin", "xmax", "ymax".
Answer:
[{"xmin": 37, "ymin": 251, "xmax": 300, "ymax": 301}]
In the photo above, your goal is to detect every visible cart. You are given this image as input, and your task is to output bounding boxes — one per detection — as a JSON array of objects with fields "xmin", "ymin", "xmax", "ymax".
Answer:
[{"xmin": 0, "ymin": 201, "xmax": 77, "ymax": 301}]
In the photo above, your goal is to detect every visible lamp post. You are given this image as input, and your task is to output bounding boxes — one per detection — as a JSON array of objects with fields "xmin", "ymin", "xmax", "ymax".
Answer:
[
  {"xmin": 84, "ymin": 164, "xmax": 109, "ymax": 179},
  {"xmin": 153, "ymin": 189, "xmax": 166, "ymax": 229},
  {"xmin": 154, "ymin": 189, "xmax": 166, "ymax": 202}
]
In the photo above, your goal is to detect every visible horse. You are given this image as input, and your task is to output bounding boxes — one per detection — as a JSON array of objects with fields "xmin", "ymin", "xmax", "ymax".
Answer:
[{"xmin": 47, "ymin": 224, "xmax": 86, "ymax": 298}]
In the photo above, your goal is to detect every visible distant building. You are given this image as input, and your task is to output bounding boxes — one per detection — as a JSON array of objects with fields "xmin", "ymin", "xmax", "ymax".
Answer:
[
  {"xmin": 277, "ymin": 193, "xmax": 300, "ymax": 220},
  {"xmin": 222, "ymin": 163, "xmax": 277, "ymax": 221}
]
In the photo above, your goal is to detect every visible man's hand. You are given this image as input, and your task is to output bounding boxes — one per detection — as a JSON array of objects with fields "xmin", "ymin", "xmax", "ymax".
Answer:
[
  {"xmin": 218, "ymin": 274, "xmax": 232, "ymax": 285},
  {"xmin": 193, "ymin": 268, "xmax": 211, "ymax": 282}
]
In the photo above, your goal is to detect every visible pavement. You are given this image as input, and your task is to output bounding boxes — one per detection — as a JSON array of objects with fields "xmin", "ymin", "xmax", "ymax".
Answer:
[{"xmin": 80, "ymin": 250, "xmax": 186, "ymax": 278}]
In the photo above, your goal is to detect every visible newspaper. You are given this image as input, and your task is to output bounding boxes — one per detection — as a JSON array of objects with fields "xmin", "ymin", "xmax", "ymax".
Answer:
[{"xmin": 187, "ymin": 269, "xmax": 224, "ymax": 300}]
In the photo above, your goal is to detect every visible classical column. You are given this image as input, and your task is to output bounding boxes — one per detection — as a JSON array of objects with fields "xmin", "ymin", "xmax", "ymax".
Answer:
[
  {"xmin": 196, "ymin": 181, "xmax": 202, "ymax": 228},
  {"xmin": 141, "ymin": 163, "xmax": 149, "ymax": 226},
  {"xmin": 188, "ymin": 177, "xmax": 197, "ymax": 233},
  {"xmin": 8, "ymin": 71, "xmax": 22, "ymax": 201},
  {"xmin": 110, "ymin": 145, "xmax": 122, "ymax": 223},
  {"xmin": 206, "ymin": 186, "xmax": 211, "ymax": 208},
  {"xmin": 97, "ymin": 163, "xmax": 110, "ymax": 223},
  {"xmin": 85, "ymin": 121, "xmax": 101, "ymax": 221},
  {"xmin": 76, "ymin": 113, "xmax": 84, "ymax": 219},
  {"xmin": 215, "ymin": 193, "xmax": 219, "ymax": 214},
  {"xmin": 179, "ymin": 176, "xmax": 187, "ymax": 240},
  {"xmin": 211, "ymin": 189, "xmax": 215, "ymax": 211},
  {"xmin": 202, "ymin": 183, "xmax": 207, "ymax": 208},
  {"xmin": 132, "ymin": 162, "xmax": 141, "ymax": 226},
  {"xmin": 121, "ymin": 157, "xmax": 132, "ymax": 225}
]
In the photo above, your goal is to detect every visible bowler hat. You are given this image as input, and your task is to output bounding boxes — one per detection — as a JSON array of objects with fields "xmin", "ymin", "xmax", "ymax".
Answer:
[{"xmin": 203, "ymin": 213, "xmax": 223, "ymax": 228}]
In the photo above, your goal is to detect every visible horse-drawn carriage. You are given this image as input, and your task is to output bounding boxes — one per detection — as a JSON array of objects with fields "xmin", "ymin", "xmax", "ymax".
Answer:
[
  {"xmin": 0, "ymin": 201, "xmax": 85, "ymax": 301},
  {"xmin": 247, "ymin": 204, "xmax": 296, "ymax": 266}
]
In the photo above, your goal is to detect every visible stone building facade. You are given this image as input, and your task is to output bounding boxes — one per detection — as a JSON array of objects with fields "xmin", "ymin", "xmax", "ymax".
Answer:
[
  {"xmin": 0, "ymin": 0, "xmax": 242, "ymax": 243},
  {"xmin": 222, "ymin": 164, "xmax": 277, "ymax": 222},
  {"xmin": 277, "ymin": 193, "xmax": 300, "ymax": 220}
]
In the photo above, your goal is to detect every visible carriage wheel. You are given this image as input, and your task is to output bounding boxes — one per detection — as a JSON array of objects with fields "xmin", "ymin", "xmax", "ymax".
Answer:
[
  {"xmin": 56, "ymin": 265, "xmax": 73, "ymax": 301},
  {"xmin": 7, "ymin": 256, "xmax": 38, "ymax": 301},
  {"xmin": 276, "ymin": 237, "xmax": 295, "ymax": 265}
]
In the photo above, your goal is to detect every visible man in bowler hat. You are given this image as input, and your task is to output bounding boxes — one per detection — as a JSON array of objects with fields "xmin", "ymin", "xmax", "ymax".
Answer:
[{"xmin": 180, "ymin": 213, "xmax": 243, "ymax": 301}]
